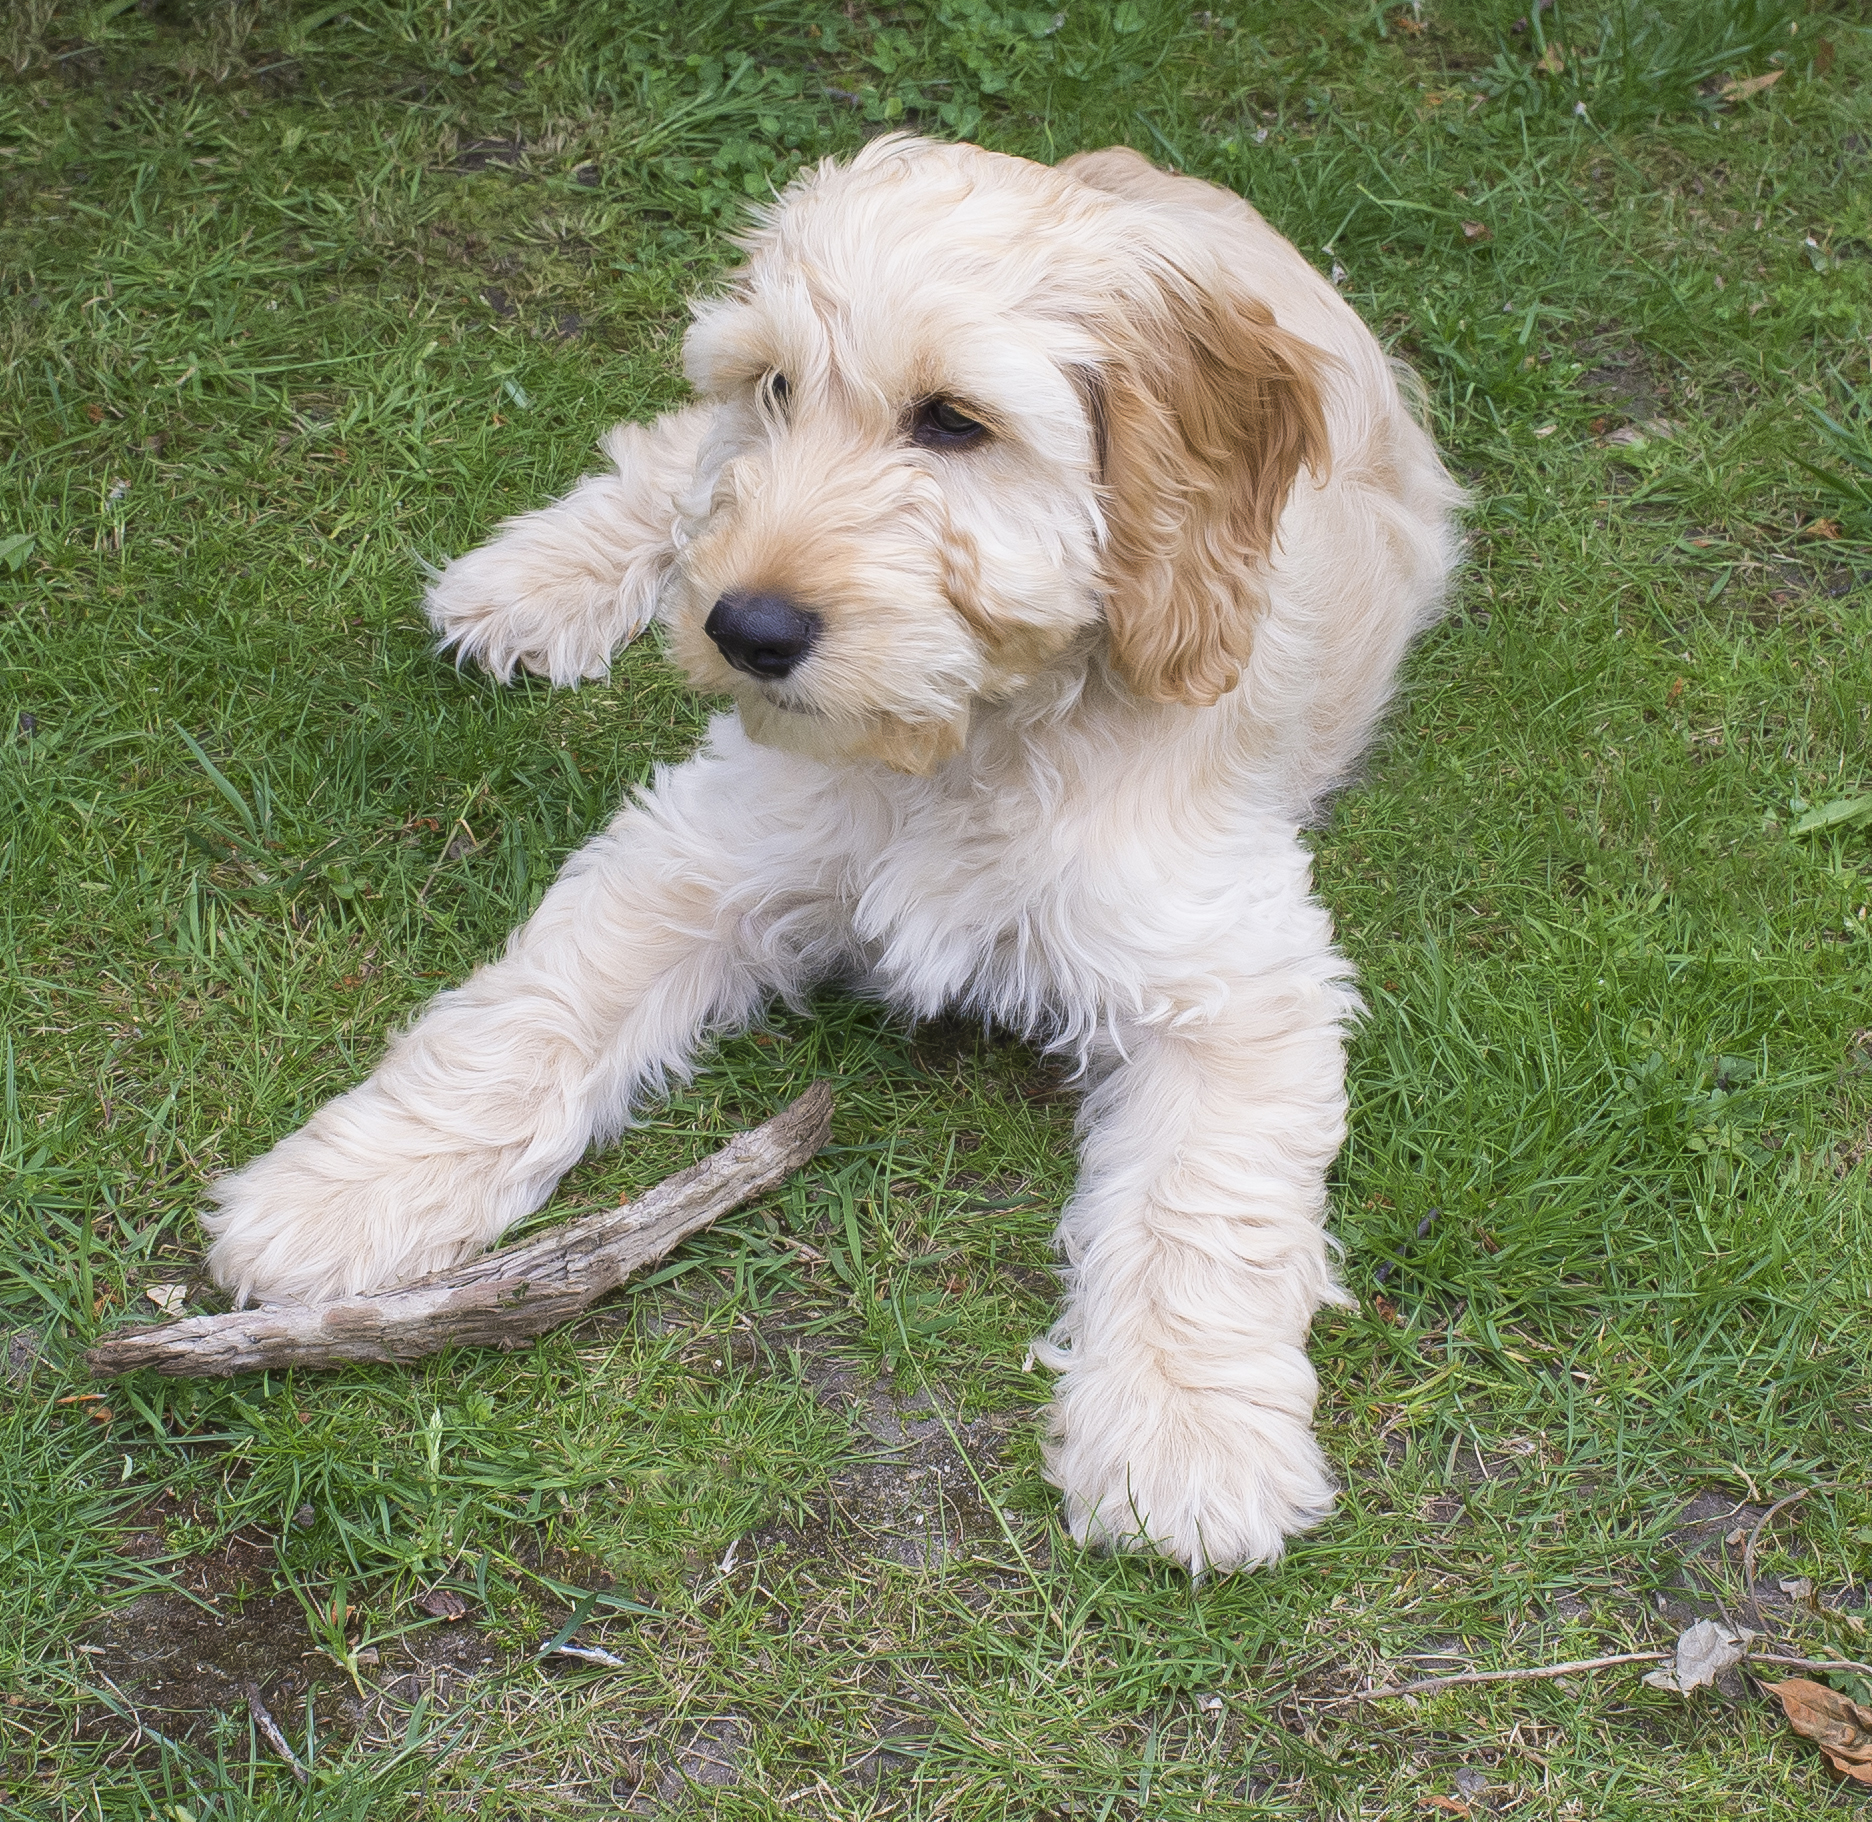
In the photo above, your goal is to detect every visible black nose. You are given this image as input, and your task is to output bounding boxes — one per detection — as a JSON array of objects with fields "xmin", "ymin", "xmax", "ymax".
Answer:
[{"xmin": 703, "ymin": 591, "xmax": 820, "ymax": 681}]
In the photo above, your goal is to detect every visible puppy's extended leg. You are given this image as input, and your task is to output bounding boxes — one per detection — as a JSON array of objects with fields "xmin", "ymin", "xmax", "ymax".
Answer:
[
  {"xmin": 423, "ymin": 405, "xmax": 711, "ymax": 685},
  {"xmin": 203, "ymin": 742, "xmax": 830, "ymax": 1304},
  {"xmin": 1041, "ymin": 937, "xmax": 1357, "ymax": 1574}
]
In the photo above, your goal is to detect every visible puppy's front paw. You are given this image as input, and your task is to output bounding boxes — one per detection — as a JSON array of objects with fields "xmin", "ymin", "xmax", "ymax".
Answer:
[
  {"xmin": 1044, "ymin": 1353, "xmax": 1336, "ymax": 1573},
  {"xmin": 202, "ymin": 1088, "xmax": 531, "ymax": 1305},
  {"xmin": 424, "ymin": 536, "xmax": 646, "ymax": 687}
]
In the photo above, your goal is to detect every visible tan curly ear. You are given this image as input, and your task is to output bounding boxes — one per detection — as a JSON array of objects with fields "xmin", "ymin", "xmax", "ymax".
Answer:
[{"xmin": 1093, "ymin": 275, "xmax": 1330, "ymax": 706}]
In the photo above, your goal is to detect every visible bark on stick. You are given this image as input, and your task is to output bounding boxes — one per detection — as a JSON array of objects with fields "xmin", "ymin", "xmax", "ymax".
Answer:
[{"xmin": 87, "ymin": 1084, "xmax": 833, "ymax": 1379}]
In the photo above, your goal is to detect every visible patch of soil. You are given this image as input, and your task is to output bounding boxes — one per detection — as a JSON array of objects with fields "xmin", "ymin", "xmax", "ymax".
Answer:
[
  {"xmin": 83, "ymin": 1584, "xmax": 344, "ymax": 1746},
  {"xmin": 619, "ymin": 1706, "xmax": 924, "ymax": 1812},
  {"xmin": 82, "ymin": 1504, "xmax": 346, "ymax": 1749},
  {"xmin": 994, "ymin": 1260, "xmax": 1058, "ymax": 1303},
  {"xmin": 1436, "ymin": 1430, "xmax": 1547, "ymax": 1488},
  {"xmin": 906, "ymin": 1013, "xmax": 1076, "ymax": 1104},
  {"xmin": 377, "ymin": 1608, "xmax": 504, "ymax": 1710},
  {"xmin": 1663, "ymin": 1488, "xmax": 1763, "ymax": 1567},
  {"xmin": 745, "ymin": 1329, "xmax": 1018, "ymax": 1571},
  {"xmin": 4, "ymin": 1325, "xmax": 41, "ymax": 1384},
  {"xmin": 254, "ymin": 57, "xmax": 305, "ymax": 99},
  {"xmin": 82, "ymin": 1491, "xmax": 503, "ymax": 1753},
  {"xmin": 454, "ymin": 136, "xmax": 527, "ymax": 174},
  {"xmin": 655, "ymin": 1714, "xmax": 752, "ymax": 1802},
  {"xmin": 1647, "ymin": 1487, "xmax": 1836, "ymax": 1633},
  {"xmin": 1574, "ymin": 326, "xmax": 1670, "ymax": 426},
  {"xmin": 1738, "ymin": 558, "xmax": 1868, "ymax": 629},
  {"xmin": 839, "ymin": 1709, "xmax": 928, "ymax": 1789}
]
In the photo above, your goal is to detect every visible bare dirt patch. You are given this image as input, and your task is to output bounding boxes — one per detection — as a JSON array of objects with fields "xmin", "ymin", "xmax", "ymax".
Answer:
[
  {"xmin": 81, "ymin": 1492, "xmax": 503, "ymax": 1755},
  {"xmin": 453, "ymin": 135, "xmax": 527, "ymax": 174},
  {"xmin": 1576, "ymin": 328, "xmax": 1671, "ymax": 426},
  {"xmin": 654, "ymin": 1714, "xmax": 752, "ymax": 1803},
  {"xmin": 82, "ymin": 1502, "xmax": 350, "ymax": 1750},
  {"xmin": 731, "ymin": 1322, "xmax": 1018, "ymax": 1572}
]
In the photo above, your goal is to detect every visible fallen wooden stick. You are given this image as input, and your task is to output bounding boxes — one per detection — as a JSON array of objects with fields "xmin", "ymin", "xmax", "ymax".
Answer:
[{"xmin": 87, "ymin": 1084, "xmax": 833, "ymax": 1379}]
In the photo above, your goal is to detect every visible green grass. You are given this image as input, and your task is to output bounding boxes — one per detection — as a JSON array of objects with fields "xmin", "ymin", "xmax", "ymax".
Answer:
[{"xmin": 3, "ymin": 0, "xmax": 1871, "ymax": 1815}]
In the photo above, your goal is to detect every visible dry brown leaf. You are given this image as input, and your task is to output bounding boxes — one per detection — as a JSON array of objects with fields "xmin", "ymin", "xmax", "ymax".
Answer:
[
  {"xmin": 1768, "ymin": 1679, "xmax": 1872, "ymax": 1784},
  {"xmin": 1536, "ymin": 42, "xmax": 1566, "ymax": 76},
  {"xmin": 419, "ymin": 1588, "xmax": 471, "ymax": 1621},
  {"xmin": 1462, "ymin": 220, "xmax": 1492, "ymax": 243},
  {"xmin": 1421, "ymin": 1799, "xmax": 1469, "ymax": 1817},
  {"xmin": 1720, "ymin": 69, "xmax": 1783, "ymax": 101},
  {"xmin": 1801, "ymin": 518, "xmax": 1842, "ymax": 540}
]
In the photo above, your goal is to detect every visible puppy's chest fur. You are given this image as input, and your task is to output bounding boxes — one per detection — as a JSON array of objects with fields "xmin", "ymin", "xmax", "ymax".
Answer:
[{"xmin": 732, "ymin": 704, "xmax": 1319, "ymax": 1041}]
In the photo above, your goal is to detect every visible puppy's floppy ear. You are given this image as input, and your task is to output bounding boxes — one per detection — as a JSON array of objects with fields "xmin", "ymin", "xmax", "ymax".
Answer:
[{"xmin": 1090, "ymin": 266, "xmax": 1331, "ymax": 706}]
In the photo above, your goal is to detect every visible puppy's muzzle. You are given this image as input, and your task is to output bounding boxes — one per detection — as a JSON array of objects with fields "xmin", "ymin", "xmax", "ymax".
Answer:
[{"xmin": 705, "ymin": 591, "xmax": 820, "ymax": 681}]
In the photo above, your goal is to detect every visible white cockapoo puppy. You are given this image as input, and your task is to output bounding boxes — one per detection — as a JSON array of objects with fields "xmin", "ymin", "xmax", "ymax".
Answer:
[{"xmin": 204, "ymin": 136, "xmax": 1463, "ymax": 1574}]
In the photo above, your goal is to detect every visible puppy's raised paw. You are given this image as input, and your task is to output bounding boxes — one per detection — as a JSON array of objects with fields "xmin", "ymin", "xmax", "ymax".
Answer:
[{"xmin": 424, "ymin": 534, "xmax": 645, "ymax": 687}]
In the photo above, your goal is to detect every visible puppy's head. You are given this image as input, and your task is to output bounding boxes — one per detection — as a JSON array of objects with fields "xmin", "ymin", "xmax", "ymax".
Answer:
[{"xmin": 662, "ymin": 137, "xmax": 1329, "ymax": 773}]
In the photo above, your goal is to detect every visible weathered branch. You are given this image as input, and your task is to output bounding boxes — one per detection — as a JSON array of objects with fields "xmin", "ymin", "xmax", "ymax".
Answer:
[{"xmin": 87, "ymin": 1084, "xmax": 834, "ymax": 1379}]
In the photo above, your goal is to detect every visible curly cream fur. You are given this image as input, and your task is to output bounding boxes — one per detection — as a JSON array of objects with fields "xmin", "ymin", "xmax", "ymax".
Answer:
[{"xmin": 203, "ymin": 137, "xmax": 1464, "ymax": 1575}]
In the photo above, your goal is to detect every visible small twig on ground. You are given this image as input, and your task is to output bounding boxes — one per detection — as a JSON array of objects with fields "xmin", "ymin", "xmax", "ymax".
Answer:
[
  {"xmin": 544, "ymin": 1643, "xmax": 626, "ymax": 1669},
  {"xmin": 1350, "ymin": 1650, "xmax": 1668, "ymax": 1700},
  {"xmin": 1744, "ymin": 1483, "xmax": 1836, "ymax": 1630},
  {"xmin": 245, "ymin": 1681, "xmax": 308, "ymax": 1785},
  {"xmin": 1350, "ymin": 1643, "xmax": 1872, "ymax": 1703},
  {"xmin": 1748, "ymin": 1654, "xmax": 1872, "ymax": 1678}
]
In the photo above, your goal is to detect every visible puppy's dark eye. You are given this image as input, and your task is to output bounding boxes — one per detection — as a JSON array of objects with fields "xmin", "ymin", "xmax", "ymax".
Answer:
[
  {"xmin": 763, "ymin": 372, "xmax": 790, "ymax": 411},
  {"xmin": 911, "ymin": 397, "xmax": 987, "ymax": 449}
]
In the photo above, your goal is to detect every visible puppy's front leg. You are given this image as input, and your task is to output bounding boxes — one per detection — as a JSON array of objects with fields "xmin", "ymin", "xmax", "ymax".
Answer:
[
  {"xmin": 204, "ymin": 749, "xmax": 816, "ymax": 1304},
  {"xmin": 1042, "ymin": 954, "xmax": 1358, "ymax": 1574},
  {"xmin": 424, "ymin": 405, "xmax": 711, "ymax": 685}
]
